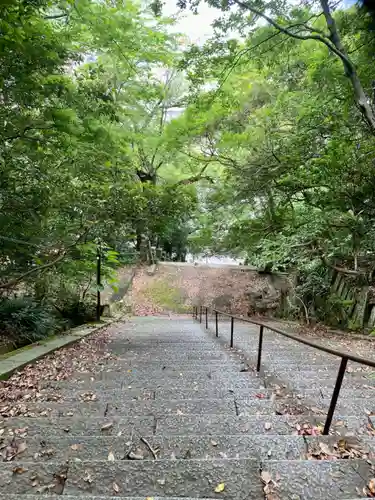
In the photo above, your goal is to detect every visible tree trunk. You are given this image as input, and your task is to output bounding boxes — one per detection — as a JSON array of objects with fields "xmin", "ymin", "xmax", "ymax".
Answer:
[{"xmin": 320, "ymin": 0, "xmax": 375, "ymax": 133}]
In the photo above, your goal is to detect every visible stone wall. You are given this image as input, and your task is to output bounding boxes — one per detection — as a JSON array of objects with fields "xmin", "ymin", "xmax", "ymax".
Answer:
[{"xmin": 330, "ymin": 271, "xmax": 374, "ymax": 330}]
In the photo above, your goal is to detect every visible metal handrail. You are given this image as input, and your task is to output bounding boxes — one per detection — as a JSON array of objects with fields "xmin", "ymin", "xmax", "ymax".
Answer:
[{"xmin": 193, "ymin": 305, "xmax": 375, "ymax": 435}]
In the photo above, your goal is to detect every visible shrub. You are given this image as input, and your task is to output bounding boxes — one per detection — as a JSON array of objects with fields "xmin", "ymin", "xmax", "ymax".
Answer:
[
  {"xmin": 54, "ymin": 294, "xmax": 97, "ymax": 326},
  {"xmin": 0, "ymin": 297, "xmax": 64, "ymax": 346}
]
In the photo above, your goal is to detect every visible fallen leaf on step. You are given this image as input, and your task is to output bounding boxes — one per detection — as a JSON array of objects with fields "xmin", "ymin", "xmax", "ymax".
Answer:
[
  {"xmin": 108, "ymin": 451, "xmax": 115, "ymax": 461},
  {"xmin": 261, "ymin": 471, "xmax": 272, "ymax": 484},
  {"xmin": 83, "ymin": 471, "xmax": 93, "ymax": 484},
  {"xmin": 127, "ymin": 450, "xmax": 144, "ymax": 460},
  {"xmin": 214, "ymin": 482, "xmax": 225, "ymax": 493},
  {"xmin": 367, "ymin": 478, "xmax": 375, "ymax": 495},
  {"xmin": 16, "ymin": 441, "xmax": 27, "ymax": 454},
  {"xmin": 12, "ymin": 466, "xmax": 28, "ymax": 474},
  {"xmin": 319, "ymin": 442, "xmax": 332, "ymax": 456},
  {"xmin": 113, "ymin": 482, "xmax": 120, "ymax": 493},
  {"xmin": 264, "ymin": 422, "xmax": 272, "ymax": 431},
  {"xmin": 101, "ymin": 422, "xmax": 113, "ymax": 431},
  {"xmin": 70, "ymin": 444, "xmax": 81, "ymax": 451},
  {"xmin": 5, "ymin": 440, "xmax": 28, "ymax": 461}
]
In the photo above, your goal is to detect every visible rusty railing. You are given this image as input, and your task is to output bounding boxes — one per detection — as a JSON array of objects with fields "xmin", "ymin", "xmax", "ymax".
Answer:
[{"xmin": 192, "ymin": 305, "xmax": 375, "ymax": 435}]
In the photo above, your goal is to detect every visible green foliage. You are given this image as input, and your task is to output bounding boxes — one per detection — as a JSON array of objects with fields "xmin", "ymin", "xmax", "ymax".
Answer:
[
  {"xmin": 143, "ymin": 278, "xmax": 189, "ymax": 313},
  {"xmin": 4, "ymin": 0, "xmax": 375, "ymax": 333},
  {"xmin": 0, "ymin": 297, "xmax": 64, "ymax": 347},
  {"xmin": 160, "ymin": 1, "xmax": 375, "ymax": 325},
  {"xmin": 0, "ymin": 0, "xmax": 203, "ymax": 343},
  {"xmin": 54, "ymin": 294, "xmax": 97, "ymax": 327}
]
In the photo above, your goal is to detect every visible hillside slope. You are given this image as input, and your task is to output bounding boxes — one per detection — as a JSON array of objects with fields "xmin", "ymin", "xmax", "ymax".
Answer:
[{"xmin": 130, "ymin": 263, "xmax": 270, "ymax": 316}]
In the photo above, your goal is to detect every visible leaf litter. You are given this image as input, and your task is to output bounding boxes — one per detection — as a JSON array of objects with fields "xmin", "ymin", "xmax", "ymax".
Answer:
[
  {"xmin": 0, "ymin": 327, "xmax": 115, "ymax": 417},
  {"xmin": 307, "ymin": 437, "xmax": 371, "ymax": 460}
]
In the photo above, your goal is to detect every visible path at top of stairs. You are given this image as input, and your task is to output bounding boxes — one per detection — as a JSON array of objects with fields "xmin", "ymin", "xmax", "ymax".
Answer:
[{"xmin": 0, "ymin": 315, "xmax": 374, "ymax": 499}]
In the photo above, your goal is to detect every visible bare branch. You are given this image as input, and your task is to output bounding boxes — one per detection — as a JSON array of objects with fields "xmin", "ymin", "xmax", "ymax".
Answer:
[
  {"xmin": 232, "ymin": 0, "xmax": 375, "ymax": 132},
  {"xmin": 44, "ymin": 13, "xmax": 68, "ymax": 20},
  {"xmin": 232, "ymin": 0, "xmax": 353, "ymax": 69}
]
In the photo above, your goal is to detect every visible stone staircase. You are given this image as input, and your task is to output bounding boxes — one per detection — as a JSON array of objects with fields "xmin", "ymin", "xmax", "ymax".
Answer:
[{"xmin": 0, "ymin": 316, "xmax": 374, "ymax": 499}]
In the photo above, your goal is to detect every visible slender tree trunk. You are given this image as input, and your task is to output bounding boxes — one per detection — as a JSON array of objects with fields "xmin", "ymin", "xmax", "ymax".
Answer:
[{"xmin": 320, "ymin": 0, "xmax": 375, "ymax": 132}]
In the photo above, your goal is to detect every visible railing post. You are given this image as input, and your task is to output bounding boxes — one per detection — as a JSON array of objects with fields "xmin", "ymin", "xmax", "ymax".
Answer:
[
  {"xmin": 215, "ymin": 311, "xmax": 218, "ymax": 337},
  {"xmin": 256, "ymin": 325, "xmax": 264, "ymax": 372},
  {"xmin": 205, "ymin": 307, "xmax": 208, "ymax": 329},
  {"xmin": 230, "ymin": 317, "xmax": 234, "ymax": 348},
  {"xmin": 199, "ymin": 306, "xmax": 202, "ymax": 323},
  {"xmin": 323, "ymin": 357, "xmax": 348, "ymax": 435}
]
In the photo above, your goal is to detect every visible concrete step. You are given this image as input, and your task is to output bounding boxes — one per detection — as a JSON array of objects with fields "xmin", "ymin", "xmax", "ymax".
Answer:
[
  {"xmin": 156, "ymin": 387, "xmax": 268, "ymax": 400},
  {"xmin": 267, "ymin": 368, "xmax": 373, "ymax": 383},
  {"xmin": 22, "ymin": 388, "xmax": 156, "ymax": 404},
  {"xmin": 156, "ymin": 414, "xmax": 322, "ymax": 435},
  {"xmin": 264, "ymin": 459, "xmax": 372, "ymax": 499},
  {"xmin": 102, "ymin": 365, "xmax": 242, "ymax": 376},
  {"xmin": 287, "ymin": 378, "xmax": 371, "ymax": 392},
  {"xmin": 1, "ymin": 434, "xmax": 307, "ymax": 462},
  {"xmin": 236, "ymin": 397, "xmax": 315, "ymax": 416},
  {"xmin": 0, "ymin": 459, "xmax": 262, "ymax": 498},
  {"xmin": 43, "ymin": 377, "xmax": 265, "ymax": 392},
  {"xmin": 104, "ymin": 398, "xmax": 237, "ymax": 417},
  {"xmin": 321, "ymin": 397, "xmax": 375, "ymax": 416},
  {"xmin": 0, "ymin": 416, "xmax": 155, "ymax": 437},
  {"xmin": 1, "ymin": 497, "xmax": 220, "ymax": 500},
  {"xmin": 64, "ymin": 458, "xmax": 262, "ymax": 498},
  {"xmin": 317, "ymin": 387, "xmax": 375, "ymax": 400},
  {"xmin": 123, "ymin": 361, "xmax": 244, "ymax": 371},
  {"xmin": 106, "ymin": 352, "xmax": 233, "ymax": 361},
  {"xmin": 115, "ymin": 369, "xmax": 246, "ymax": 380},
  {"xmin": 1, "ymin": 398, "xmax": 238, "ymax": 418},
  {"xmin": 65, "ymin": 370, "xmax": 262, "ymax": 386},
  {"xmin": 40, "ymin": 387, "xmax": 269, "ymax": 402}
]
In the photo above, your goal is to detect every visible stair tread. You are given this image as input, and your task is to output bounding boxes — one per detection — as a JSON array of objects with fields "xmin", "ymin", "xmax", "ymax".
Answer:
[
  {"xmin": 0, "ymin": 459, "xmax": 262, "ymax": 498},
  {"xmin": 1, "ymin": 434, "xmax": 308, "ymax": 462}
]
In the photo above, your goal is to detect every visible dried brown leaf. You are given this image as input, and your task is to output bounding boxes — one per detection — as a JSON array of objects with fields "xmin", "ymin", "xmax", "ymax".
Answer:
[
  {"xmin": 369, "ymin": 478, "xmax": 375, "ymax": 494},
  {"xmin": 261, "ymin": 471, "xmax": 272, "ymax": 484},
  {"xmin": 319, "ymin": 442, "xmax": 332, "ymax": 456},
  {"xmin": 12, "ymin": 466, "xmax": 28, "ymax": 474},
  {"xmin": 101, "ymin": 422, "xmax": 113, "ymax": 431}
]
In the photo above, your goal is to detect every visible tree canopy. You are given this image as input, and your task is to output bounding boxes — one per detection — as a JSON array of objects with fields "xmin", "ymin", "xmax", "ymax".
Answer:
[{"xmin": 2, "ymin": 0, "xmax": 375, "ymax": 332}]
